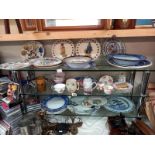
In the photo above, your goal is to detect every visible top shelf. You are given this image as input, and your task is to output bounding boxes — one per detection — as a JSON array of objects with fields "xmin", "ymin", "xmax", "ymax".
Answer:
[{"xmin": 0, "ymin": 28, "xmax": 155, "ymax": 41}]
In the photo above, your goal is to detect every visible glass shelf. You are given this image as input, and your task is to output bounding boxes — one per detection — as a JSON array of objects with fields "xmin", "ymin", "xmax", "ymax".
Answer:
[
  {"xmin": 10, "ymin": 64, "xmax": 154, "ymax": 72},
  {"xmin": 21, "ymin": 84, "xmax": 147, "ymax": 97}
]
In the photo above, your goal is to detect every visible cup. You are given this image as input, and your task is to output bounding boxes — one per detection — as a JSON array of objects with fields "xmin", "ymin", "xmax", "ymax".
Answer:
[
  {"xmin": 104, "ymin": 85, "xmax": 113, "ymax": 95},
  {"xmin": 36, "ymin": 76, "xmax": 46, "ymax": 92},
  {"xmin": 53, "ymin": 83, "xmax": 66, "ymax": 94},
  {"xmin": 83, "ymin": 78, "xmax": 97, "ymax": 95},
  {"xmin": 66, "ymin": 78, "xmax": 79, "ymax": 93}
]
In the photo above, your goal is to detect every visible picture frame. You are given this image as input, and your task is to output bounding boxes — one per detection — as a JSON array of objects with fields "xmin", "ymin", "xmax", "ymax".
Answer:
[
  {"xmin": 37, "ymin": 19, "xmax": 108, "ymax": 31},
  {"xmin": 113, "ymin": 19, "xmax": 136, "ymax": 29},
  {"xmin": 20, "ymin": 19, "xmax": 38, "ymax": 31}
]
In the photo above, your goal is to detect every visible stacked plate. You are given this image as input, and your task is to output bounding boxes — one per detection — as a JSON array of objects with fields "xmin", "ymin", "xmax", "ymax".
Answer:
[{"xmin": 107, "ymin": 53, "xmax": 152, "ymax": 69}]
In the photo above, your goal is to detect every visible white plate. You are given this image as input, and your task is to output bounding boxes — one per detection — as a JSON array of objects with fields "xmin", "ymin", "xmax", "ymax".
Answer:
[
  {"xmin": 75, "ymin": 39, "xmax": 101, "ymax": 60},
  {"xmin": 21, "ymin": 41, "xmax": 45, "ymax": 60},
  {"xmin": 32, "ymin": 57, "xmax": 62, "ymax": 68},
  {"xmin": 51, "ymin": 40, "xmax": 75, "ymax": 60},
  {"xmin": 0, "ymin": 62, "xmax": 30, "ymax": 70}
]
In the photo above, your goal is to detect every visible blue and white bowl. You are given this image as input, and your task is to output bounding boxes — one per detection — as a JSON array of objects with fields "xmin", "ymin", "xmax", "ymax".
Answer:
[
  {"xmin": 108, "ymin": 53, "xmax": 146, "ymax": 66},
  {"xmin": 63, "ymin": 56, "xmax": 93, "ymax": 69}
]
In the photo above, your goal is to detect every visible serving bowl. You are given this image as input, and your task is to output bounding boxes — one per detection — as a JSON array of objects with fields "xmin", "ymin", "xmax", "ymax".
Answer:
[
  {"xmin": 63, "ymin": 56, "xmax": 92, "ymax": 69},
  {"xmin": 108, "ymin": 54, "xmax": 146, "ymax": 66}
]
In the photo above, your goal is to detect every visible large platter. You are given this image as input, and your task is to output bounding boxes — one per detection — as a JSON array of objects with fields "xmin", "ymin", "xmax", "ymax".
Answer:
[
  {"xmin": 51, "ymin": 40, "xmax": 75, "ymax": 60},
  {"xmin": 0, "ymin": 61, "xmax": 30, "ymax": 70},
  {"xmin": 41, "ymin": 96, "xmax": 69, "ymax": 114},
  {"xmin": 21, "ymin": 41, "xmax": 45, "ymax": 60},
  {"xmin": 75, "ymin": 39, "xmax": 101, "ymax": 60},
  {"xmin": 32, "ymin": 57, "xmax": 62, "ymax": 68},
  {"xmin": 106, "ymin": 56, "xmax": 152, "ymax": 69},
  {"xmin": 103, "ymin": 97, "xmax": 134, "ymax": 113}
]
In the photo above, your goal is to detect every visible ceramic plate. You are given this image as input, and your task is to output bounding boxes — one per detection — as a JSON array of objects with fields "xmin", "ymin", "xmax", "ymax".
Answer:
[
  {"xmin": 41, "ymin": 96, "xmax": 69, "ymax": 113},
  {"xmin": 102, "ymin": 37, "xmax": 126, "ymax": 56},
  {"xmin": 51, "ymin": 40, "xmax": 75, "ymax": 60},
  {"xmin": 21, "ymin": 41, "xmax": 45, "ymax": 60},
  {"xmin": 98, "ymin": 75, "xmax": 113, "ymax": 86},
  {"xmin": 104, "ymin": 97, "xmax": 134, "ymax": 113},
  {"xmin": 32, "ymin": 57, "xmax": 62, "ymax": 68},
  {"xmin": 107, "ymin": 57, "xmax": 152, "ymax": 69},
  {"xmin": 69, "ymin": 96, "xmax": 96, "ymax": 115},
  {"xmin": 0, "ymin": 62, "xmax": 30, "ymax": 70},
  {"xmin": 85, "ymin": 96, "xmax": 107, "ymax": 106},
  {"xmin": 75, "ymin": 39, "xmax": 101, "ymax": 60}
]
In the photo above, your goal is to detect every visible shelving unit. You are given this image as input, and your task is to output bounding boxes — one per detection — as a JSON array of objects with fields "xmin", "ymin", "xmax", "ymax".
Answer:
[{"xmin": 0, "ymin": 28, "xmax": 155, "ymax": 41}]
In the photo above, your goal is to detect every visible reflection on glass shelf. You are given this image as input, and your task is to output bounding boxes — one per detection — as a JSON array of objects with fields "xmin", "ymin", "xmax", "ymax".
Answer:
[
  {"xmin": 43, "ymin": 107, "xmax": 138, "ymax": 118},
  {"xmin": 21, "ymin": 84, "xmax": 146, "ymax": 97},
  {"xmin": 22, "ymin": 87, "xmax": 147, "ymax": 97},
  {"xmin": 14, "ymin": 64, "xmax": 154, "ymax": 72}
]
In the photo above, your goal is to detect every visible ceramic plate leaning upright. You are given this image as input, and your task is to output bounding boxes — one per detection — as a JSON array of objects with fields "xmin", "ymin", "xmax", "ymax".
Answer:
[
  {"xmin": 51, "ymin": 40, "xmax": 75, "ymax": 60},
  {"xmin": 102, "ymin": 37, "xmax": 126, "ymax": 56},
  {"xmin": 21, "ymin": 41, "xmax": 45, "ymax": 61},
  {"xmin": 75, "ymin": 39, "xmax": 101, "ymax": 60}
]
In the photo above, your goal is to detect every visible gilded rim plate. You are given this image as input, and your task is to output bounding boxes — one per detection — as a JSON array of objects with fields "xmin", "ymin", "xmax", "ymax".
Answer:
[
  {"xmin": 75, "ymin": 39, "xmax": 101, "ymax": 60},
  {"xmin": 51, "ymin": 40, "xmax": 75, "ymax": 60}
]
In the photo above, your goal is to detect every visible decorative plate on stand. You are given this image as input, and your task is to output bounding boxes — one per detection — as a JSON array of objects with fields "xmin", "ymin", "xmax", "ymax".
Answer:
[
  {"xmin": 75, "ymin": 39, "xmax": 101, "ymax": 60},
  {"xmin": 102, "ymin": 37, "xmax": 126, "ymax": 56},
  {"xmin": 21, "ymin": 41, "xmax": 45, "ymax": 61},
  {"xmin": 51, "ymin": 40, "xmax": 75, "ymax": 60}
]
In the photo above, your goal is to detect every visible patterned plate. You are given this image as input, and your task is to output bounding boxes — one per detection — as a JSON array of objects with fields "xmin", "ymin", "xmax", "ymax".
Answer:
[
  {"xmin": 104, "ymin": 97, "xmax": 134, "ymax": 113},
  {"xmin": 21, "ymin": 41, "xmax": 45, "ymax": 60},
  {"xmin": 51, "ymin": 40, "xmax": 75, "ymax": 60},
  {"xmin": 102, "ymin": 37, "xmax": 126, "ymax": 56},
  {"xmin": 32, "ymin": 57, "xmax": 62, "ymax": 68},
  {"xmin": 75, "ymin": 39, "xmax": 101, "ymax": 60}
]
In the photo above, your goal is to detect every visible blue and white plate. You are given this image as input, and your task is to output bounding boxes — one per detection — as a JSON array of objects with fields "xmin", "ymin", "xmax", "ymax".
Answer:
[
  {"xmin": 108, "ymin": 53, "xmax": 146, "ymax": 66},
  {"xmin": 107, "ymin": 56, "xmax": 152, "ymax": 69},
  {"xmin": 103, "ymin": 97, "xmax": 134, "ymax": 113},
  {"xmin": 41, "ymin": 96, "xmax": 69, "ymax": 114}
]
